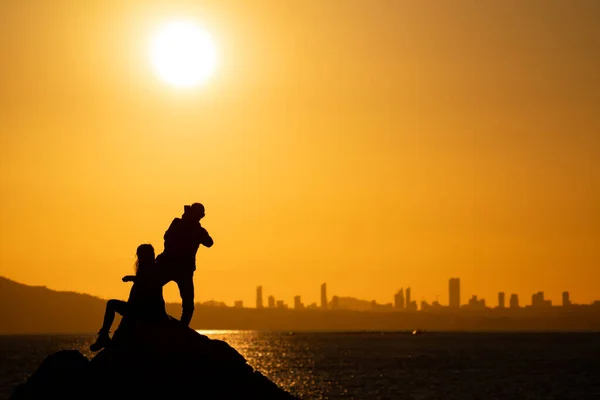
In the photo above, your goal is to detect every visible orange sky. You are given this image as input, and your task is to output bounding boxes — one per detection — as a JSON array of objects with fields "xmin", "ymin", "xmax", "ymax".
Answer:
[{"xmin": 1, "ymin": 0, "xmax": 599, "ymax": 308}]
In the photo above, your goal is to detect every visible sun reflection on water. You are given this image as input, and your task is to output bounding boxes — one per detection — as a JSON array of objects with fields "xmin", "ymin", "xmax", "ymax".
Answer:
[
  {"xmin": 193, "ymin": 330, "xmax": 313, "ymax": 396},
  {"xmin": 195, "ymin": 329, "xmax": 237, "ymax": 335}
]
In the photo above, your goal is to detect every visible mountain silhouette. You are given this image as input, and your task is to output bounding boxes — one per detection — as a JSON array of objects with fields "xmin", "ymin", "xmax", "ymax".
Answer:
[
  {"xmin": 0, "ymin": 277, "xmax": 108, "ymax": 333},
  {"xmin": 0, "ymin": 277, "xmax": 230, "ymax": 333}
]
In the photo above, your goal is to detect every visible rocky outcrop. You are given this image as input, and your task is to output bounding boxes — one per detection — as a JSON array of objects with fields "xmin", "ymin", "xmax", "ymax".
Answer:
[
  {"xmin": 10, "ymin": 350, "xmax": 89, "ymax": 399},
  {"xmin": 11, "ymin": 317, "xmax": 299, "ymax": 399}
]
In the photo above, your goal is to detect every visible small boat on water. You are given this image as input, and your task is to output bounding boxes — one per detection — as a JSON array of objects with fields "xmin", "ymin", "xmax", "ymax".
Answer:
[{"xmin": 412, "ymin": 329, "xmax": 424, "ymax": 335}]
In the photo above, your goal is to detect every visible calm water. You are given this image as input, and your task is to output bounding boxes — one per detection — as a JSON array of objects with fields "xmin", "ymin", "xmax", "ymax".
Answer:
[{"xmin": 1, "ymin": 331, "xmax": 599, "ymax": 399}]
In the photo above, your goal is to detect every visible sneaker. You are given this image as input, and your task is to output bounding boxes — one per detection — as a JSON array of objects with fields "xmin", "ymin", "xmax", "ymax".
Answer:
[{"xmin": 90, "ymin": 331, "xmax": 111, "ymax": 352}]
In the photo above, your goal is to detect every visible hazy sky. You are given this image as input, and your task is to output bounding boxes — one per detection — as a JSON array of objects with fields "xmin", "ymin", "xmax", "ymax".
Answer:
[{"xmin": 1, "ymin": 0, "xmax": 599, "ymax": 307}]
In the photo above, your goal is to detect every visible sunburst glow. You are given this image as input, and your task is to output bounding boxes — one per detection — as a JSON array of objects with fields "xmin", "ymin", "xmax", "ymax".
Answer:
[{"xmin": 149, "ymin": 20, "xmax": 217, "ymax": 87}]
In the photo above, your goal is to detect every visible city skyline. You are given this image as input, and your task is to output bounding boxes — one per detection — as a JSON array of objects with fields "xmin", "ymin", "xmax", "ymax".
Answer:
[
  {"xmin": 239, "ymin": 279, "xmax": 596, "ymax": 311},
  {"xmin": 3, "ymin": 275, "xmax": 600, "ymax": 335}
]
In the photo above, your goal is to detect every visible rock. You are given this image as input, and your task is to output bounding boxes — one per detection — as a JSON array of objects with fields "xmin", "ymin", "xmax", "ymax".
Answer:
[
  {"xmin": 10, "ymin": 350, "xmax": 89, "ymax": 399},
  {"xmin": 12, "ymin": 317, "xmax": 300, "ymax": 400}
]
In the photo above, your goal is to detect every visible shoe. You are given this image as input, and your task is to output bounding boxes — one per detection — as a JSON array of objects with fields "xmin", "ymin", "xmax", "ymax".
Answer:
[{"xmin": 90, "ymin": 331, "xmax": 111, "ymax": 352}]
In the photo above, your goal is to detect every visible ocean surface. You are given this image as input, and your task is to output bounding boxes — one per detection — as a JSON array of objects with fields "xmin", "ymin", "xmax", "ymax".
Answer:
[{"xmin": 1, "ymin": 331, "xmax": 600, "ymax": 399}]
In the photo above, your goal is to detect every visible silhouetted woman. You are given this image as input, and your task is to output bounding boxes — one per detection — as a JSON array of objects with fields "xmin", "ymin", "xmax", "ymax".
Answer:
[{"xmin": 90, "ymin": 243, "xmax": 166, "ymax": 351}]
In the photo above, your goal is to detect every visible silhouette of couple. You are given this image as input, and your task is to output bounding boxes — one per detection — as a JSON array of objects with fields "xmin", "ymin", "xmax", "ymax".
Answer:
[{"xmin": 90, "ymin": 203, "xmax": 213, "ymax": 351}]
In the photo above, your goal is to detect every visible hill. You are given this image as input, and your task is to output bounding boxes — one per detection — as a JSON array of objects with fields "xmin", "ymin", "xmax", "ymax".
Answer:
[
  {"xmin": 0, "ymin": 277, "xmax": 242, "ymax": 333},
  {"xmin": 0, "ymin": 277, "xmax": 109, "ymax": 334}
]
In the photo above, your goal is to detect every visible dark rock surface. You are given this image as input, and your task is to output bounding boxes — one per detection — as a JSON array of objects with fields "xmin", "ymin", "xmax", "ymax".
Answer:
[{"xmin": 11, "ymin": 317, "xmax": 300, "ymax": 399}]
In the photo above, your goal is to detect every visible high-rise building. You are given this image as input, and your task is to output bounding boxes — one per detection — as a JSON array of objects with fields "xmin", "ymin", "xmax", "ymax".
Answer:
[
  {"xmin": 394, "ymin": 288, "xmax": 405, "ymax": 309},
  {"xmin": 449, "ymin": 278, "xmax": 460, "ymax": 309},
  {"xmin": 562, "ymin": 291, "xmax": 571, "ymax": 307},
  {"xmin": 406, "ymin": 287, "xmax": 412, "ymax": 307},
  {"xmin": 509, "ymin": 294, "xmax": 519, "ymax": 309},
  {"xmin": 498, "ymin": 292, "xmax": 506, "ymax": 309},
  {"xmin": 268, "ymin": 295, "xmax": 276, "ymax": 308},
  {"xmin": 321, "ymin": 283, "xmax": 327, "ymax": 309},
  {"xmin": 256, "ymin": 286, "xmax": 263, "ymax": 309},
  {"xmin": 294, "ymin": 295, "xmax": 304, "ymax": 309}
]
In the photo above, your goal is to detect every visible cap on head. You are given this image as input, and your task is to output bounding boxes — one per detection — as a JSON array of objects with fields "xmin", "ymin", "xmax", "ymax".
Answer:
[
  {"xmin": 190, "ymin": 203, "xmax": 204, "ymax": 213},
  {"xmin": 184, "ymin": 202, "xmax": 205, "ymax": 219}
]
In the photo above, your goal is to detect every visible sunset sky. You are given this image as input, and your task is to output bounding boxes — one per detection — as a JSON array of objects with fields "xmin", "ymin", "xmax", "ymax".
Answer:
[{"xmin": 1, "ymin": 0, "xmax": 599, "ymax": 308}]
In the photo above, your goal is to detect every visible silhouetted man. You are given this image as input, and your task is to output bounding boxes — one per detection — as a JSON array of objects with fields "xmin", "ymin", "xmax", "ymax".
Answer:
[{"xmin": 157, "ymin": 203, "xmax": 213, "ymax": 327}]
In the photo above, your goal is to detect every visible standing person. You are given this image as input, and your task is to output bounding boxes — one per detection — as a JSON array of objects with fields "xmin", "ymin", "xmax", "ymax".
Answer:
[
  {"xmin": 90, "ymin": 243, "xmax": 166, "ymax": 352},
  {"xmin": 157, "ymin": 203, "xmax": 214, "ymax": 327}
]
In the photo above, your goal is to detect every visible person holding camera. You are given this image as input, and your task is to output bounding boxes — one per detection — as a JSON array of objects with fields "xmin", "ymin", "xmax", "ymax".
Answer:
[{"xmin": 157, "ymin": 203, "xmax": 214, "ymax": 327}]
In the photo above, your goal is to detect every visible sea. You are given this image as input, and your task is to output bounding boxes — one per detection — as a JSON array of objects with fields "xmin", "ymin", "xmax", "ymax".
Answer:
[{"xmin": 1, "ymin": 331, "xmax": 599, "ymax": 399}]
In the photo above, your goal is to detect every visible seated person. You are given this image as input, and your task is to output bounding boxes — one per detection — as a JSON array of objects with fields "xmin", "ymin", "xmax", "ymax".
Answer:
[{"xmin": 90, "ymin": 243, "xmax": 166, "ymax": 351}]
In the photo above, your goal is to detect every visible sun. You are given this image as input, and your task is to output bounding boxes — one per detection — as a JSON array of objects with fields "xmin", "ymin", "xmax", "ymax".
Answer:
[{"xmin": 149, "ymin": 20, "xmax": 217, "ymax": 88}]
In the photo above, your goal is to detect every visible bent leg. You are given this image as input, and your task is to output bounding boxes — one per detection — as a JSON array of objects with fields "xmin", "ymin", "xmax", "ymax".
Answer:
[
  {"xmin": 91, "ymin": 299, "xmax": 127, "ymax": 351},
  {"xmin": 99, "ymin": 299, "xmax": 128, "ymax": 333},
  {"xmin": 156, "ymin": 253, "xmax": 174, "ymax": 286},
  {"xmin": 175, "ymin": 274, "xmax": 195, "ymax": 327}
]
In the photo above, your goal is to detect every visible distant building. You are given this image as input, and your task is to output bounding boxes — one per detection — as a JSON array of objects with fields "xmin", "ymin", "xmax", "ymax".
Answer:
[
  {"xmin": 201, "ymin": 300, "xmax": 228, "ymax": 307},
  {"xmin": 307, "ymin": 302, "xmax": 318, "ymax": 309},
  {"xmin": 394, "ymin": 288, "xmax": 405, "ymax": 309},
  {"xmin": 467, "ymin": 295, "xmax": 486, "ymax": 309},
  {"xmin": 268, "ymin": 295, "xmax": 276, "ymax": 308},
  {"xmin": 403, "ymin": 287, "xmax": 417, "ymax": 312},
  {"xmin": 371, "ymin": 300, "xmax": 394, "ymax": 311},
  {"xmin": 406, "ymin": 301, "xmax": 418, "ymax": 312},
  {"xmin": 256, "ymin": 286, "xmax": 263, "ymax": 309},
  {"xmin": 449, "ymin": 278, "xmax": 460, "ymax": 309},
  {"xmin": 294, "ymin": 295, "xmax": 304, "ymax": 309},
  {"xmin": 234, "ymin": 300, "xmax": 243, "ymax": 308},
  {"xmin": 321, "ymin": 283, "xmax": 327, "ymax": 309},
  {"xmin": 509, "ymin": 293, "xmax": 519, "ymax": 309},
  {"xmin": 331, "ymin": 295, "xmax": 339, "ymax": 310},
  {"xmin": 276, "ymin": 300, "xmax": 287, "ymax": 309},
  {"xmin": 531, "ymin": 291, "xmax": 552, "ymax": 308},
  {"xmin": 562, "ymin": 291, "xmax": 571, "ymax": 307},
  {"xmin": 498, "ymin": 292, "xmax": 506, "ymax": 309}
]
